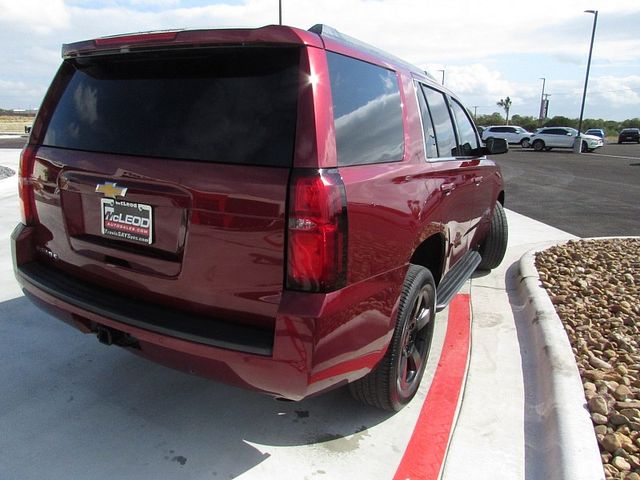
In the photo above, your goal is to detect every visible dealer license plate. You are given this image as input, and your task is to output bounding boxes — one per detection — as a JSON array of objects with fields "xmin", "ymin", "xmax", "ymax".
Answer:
[{"xmin": 101, "ymin": 198, "xmax": 153, "ymax": 245}]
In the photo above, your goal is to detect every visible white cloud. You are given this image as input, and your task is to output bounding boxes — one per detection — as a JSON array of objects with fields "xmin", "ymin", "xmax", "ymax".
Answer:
[
  {"xmin": 589, "ymin": 75, "xmax": 640, "ymax": 107},
  {"xmin": 0, "ymin": 0, "xmax": 69, "ymax": 34},
  {"xmin": 0, "ymin": 0, "xmax": 638, "ymax": 119}
]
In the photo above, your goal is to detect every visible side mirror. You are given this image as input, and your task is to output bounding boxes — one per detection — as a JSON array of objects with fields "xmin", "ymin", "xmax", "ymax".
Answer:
[{"xmin": 483, "ymin": 137, "xmax": 508, "ymax": 155}]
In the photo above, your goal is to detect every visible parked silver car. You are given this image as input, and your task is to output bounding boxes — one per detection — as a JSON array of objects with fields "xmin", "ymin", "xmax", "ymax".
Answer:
[{"xmin": 530, "ymin": 127, "xmax": 603, "ymax": 152}]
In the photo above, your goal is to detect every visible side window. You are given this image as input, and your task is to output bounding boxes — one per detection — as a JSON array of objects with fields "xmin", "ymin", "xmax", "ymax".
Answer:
[
  {"xmin": 327, "ymin": 52, "xmax": 404, "ymax": 166},
  {"xmin": 415, "ymin": 82, "xmax": 438, "ymax": 158},
  {"xmin": 421, "ymin": 85, "xmax": 457, "ymax": 157},
  {"xmin": 450, "ymin": 99, "xmax": 480, "ymax": 156}
]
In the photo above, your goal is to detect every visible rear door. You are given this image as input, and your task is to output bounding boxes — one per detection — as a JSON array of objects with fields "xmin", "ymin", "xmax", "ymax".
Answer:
[
  {"xmin": 448, "ymin": 97, "xmax": 494, "ymax": 249},
  {"xmin": 418, "ymin": 84, "xmax": 475, "ymax": 267},
  {"xmin": 32, "ymin": 46, "xmax": 302, "ymax": 329}
]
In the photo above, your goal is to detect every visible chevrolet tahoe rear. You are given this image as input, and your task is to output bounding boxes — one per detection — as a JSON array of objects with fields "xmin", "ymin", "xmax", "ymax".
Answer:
[{"xmin": 12, "ymin": 24, "xmax": 507, "ymax": 411}]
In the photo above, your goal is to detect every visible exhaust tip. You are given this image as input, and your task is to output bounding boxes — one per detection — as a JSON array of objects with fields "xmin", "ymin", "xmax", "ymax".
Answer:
[
  {"xmin": 95, "ymin": 325, "xmax": 140, "ymax": 349},
  {"xmin": 96, "ymin": 326, "xmax": 113, "ymax": 345}
]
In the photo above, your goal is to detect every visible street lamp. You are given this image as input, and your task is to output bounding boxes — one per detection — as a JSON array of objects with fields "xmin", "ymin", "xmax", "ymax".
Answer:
[
  {"xmin": 577, "ymin": 10, "xmax": 598, "ymax": 137},
  {"xmin": 538, "ymin": 77, "xmax": 546, "ymax": 126},
  {"xmin": 437, "ymin": 69, "xmax": 445, "ymax": 86}
]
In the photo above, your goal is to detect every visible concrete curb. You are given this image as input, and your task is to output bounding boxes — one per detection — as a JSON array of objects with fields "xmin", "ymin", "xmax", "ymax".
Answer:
[{"xmin": 518, "ymin": 242, "xmax": 604, "ymax": 480}]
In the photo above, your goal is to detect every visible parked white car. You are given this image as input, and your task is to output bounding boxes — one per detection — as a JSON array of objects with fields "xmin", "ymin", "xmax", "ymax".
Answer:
[
  {"xmin": 530, "ymin": 127, "xmax": 603, "ymax": 152},
  {"xmin": 482, "ymin": 125, "xmax": 533, "ymax": 147}
]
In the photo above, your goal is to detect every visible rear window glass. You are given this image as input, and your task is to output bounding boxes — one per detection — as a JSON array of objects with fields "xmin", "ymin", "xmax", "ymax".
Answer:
[
  {"xmin": 327, "ymin": 52, "xmax": 404, "ymax": 166},
  {"xmin": 43, "ymin": 48, "xmax": 300, "ymax": 166}
]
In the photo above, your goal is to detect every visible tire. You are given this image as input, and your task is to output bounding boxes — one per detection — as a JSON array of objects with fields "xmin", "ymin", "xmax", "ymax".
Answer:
[
  {"xmin": 520, "ymin": 138, "xmax": 531, "ymax": 148},
  {"xmin": 349, "ymin": 265, "xmax": 436, "ymax": 411},
  {"xmin": 532, "ymin": 139, "xmax": 545, "ymax": 151},
  {"xmin": 581, "ymin": 141, "xmax": 588, "ymax": 153},
  {"xmin": 478, "ymin": 202, "xmax": 508, "ymax": 270}
]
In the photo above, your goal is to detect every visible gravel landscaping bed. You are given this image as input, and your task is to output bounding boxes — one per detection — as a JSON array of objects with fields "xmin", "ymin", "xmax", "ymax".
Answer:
[
  {"xmin": 0, "ymin": 165, "xmax": 15, "ymax": 180},
  {"xmin": 536, "ymin": 238, "xmax": 640, "ymax": 480}
]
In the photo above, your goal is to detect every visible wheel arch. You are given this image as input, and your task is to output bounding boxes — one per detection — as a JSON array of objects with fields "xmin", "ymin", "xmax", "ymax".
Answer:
[{"xmin": 409, "ymin": 233, "xmax": 445, "ymax": 286}]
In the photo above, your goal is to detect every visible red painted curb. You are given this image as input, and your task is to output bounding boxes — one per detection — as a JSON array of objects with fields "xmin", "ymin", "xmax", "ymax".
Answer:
[{"xmin": 393, "ymin": 293, "xmax": 471, "ymax": 480}]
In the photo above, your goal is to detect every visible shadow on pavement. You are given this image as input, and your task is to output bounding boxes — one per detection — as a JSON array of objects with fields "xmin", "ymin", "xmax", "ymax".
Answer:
[{"xmin": 0, "ymin": 295, "xmax": 392, "ymax": 479}]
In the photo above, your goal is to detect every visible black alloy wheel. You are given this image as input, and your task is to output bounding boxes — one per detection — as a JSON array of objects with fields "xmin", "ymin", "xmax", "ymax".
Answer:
[
  {"xmin": 348, "ymin": 265, "xmax": 436, "ymax": 411},
  {"xmin": 396, "ymin": 282, "xmax": 435, "ymax": 399}
]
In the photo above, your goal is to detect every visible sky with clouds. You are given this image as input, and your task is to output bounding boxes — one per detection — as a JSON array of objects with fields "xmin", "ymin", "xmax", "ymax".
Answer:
[{"xmin": 0, "ymin": 0, "xmax": 638, "ymax": 121}]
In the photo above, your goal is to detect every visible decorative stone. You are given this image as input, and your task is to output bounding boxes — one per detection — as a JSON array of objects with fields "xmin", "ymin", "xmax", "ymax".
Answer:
[
  {"xmin": 589, "ymin": 396, "xmax": 609, "ymax": 416},
  {"xmin": 614, "ymin": 385, "xmax": 633, "ymax": 401},
  {"xmin": 612, "ymin": 455, "xmax": 630, "ymax": 471},
  {"xmin": 592, "ymin": 413, "xmax": 609, "ymax": 425},
  {"xmin": 535, "ymin": 239, "xmax": 640, "ymax": 477},
  {"xmin": 602, "ymin": 433, "xmax": 622, "ymax": 453},
  {"xmin": 611, "ymin": 413, "xmax": 630, "ymax": 426}
]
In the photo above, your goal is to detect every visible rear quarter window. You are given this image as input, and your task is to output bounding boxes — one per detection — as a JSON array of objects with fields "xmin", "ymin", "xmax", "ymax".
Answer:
[
  {"xmin": 327, "ymin": 52, "xmax": 404, "ymax": 166},
  {"xmin": 42, "ymin": 47, "xmax": 300, "ymax": 167},
  {"xmin": 420, "ymin": 85, "xmax": 457, "ymax": 158},
  {"xmin": 450, "ymin": 99, "xmax": 479, "ymax": 156}
]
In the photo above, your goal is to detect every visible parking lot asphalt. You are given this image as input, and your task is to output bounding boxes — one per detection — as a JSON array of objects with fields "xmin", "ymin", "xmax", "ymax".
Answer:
[{"xmin": 495, "ymin": 143, "xmax": 640, "ymax": 237}]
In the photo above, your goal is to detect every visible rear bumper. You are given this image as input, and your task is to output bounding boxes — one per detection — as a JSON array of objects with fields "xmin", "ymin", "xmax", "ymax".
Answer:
[{"xmin": 12, "ymin": 224, "xmax": 404, "ymax": 400}]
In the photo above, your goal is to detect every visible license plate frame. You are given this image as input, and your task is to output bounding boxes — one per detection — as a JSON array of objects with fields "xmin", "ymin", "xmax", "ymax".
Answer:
[{"xmin": 100, "ymin": 198, "xmax": 153, "ymax": 245}]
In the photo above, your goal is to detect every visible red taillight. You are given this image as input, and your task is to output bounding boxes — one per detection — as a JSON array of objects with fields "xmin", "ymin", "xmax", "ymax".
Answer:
[
  {"xmin": 18, "ymin": 145, "xmax": 37, "ymax": 225},
  {"xmin": 287, "ymin": 169, "xmax": 348, "ymax": 292}
]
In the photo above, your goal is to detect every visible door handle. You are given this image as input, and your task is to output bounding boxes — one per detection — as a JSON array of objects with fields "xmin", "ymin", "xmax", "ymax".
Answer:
[
  {"xmin": 473, "ymin": 175, "xmax": 483, "ymax": 185},
  {"xmin": 440, "ymin": 182, "xmax": 455, "ymax": 194}
]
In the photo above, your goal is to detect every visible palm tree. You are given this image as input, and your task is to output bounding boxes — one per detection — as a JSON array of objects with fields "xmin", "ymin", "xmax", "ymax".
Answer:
[{"xmin": 497, "ymin": 97, "xmax": 512, "ymax": 125}]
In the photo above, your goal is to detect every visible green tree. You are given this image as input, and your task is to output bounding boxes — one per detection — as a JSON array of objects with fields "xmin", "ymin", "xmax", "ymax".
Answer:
[
  {"xmin": 475, "ymin": 112, "xmax": 504, "ymax": 126},
  {"xmin": 621, "ymin": 118, "xmax": 640, "ymax": 128},
  {"xmin": 510, "ymin": 115, "xmax": 538, "ymax": 132},
  {"xmin": 543, "ymin": 116, "xmax": 577, "ymax": 128},
  {"xmin": 497, "ymin": 97, "xmax": 512, "ymax": 125}
]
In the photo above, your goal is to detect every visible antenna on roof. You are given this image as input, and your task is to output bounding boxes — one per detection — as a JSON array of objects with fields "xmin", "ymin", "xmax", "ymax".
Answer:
[{"xmin": 278, "ymin": 0, "xmax": 282, "ymax": 25}]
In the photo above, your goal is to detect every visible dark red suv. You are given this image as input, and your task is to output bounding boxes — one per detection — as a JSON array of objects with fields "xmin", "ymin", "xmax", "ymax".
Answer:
[{"xmin": 12, "ymin": 24, "xmax": 508, "ymax": 411}]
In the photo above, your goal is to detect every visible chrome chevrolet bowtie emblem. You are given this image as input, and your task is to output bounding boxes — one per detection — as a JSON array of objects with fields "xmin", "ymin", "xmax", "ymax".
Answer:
[{"xmin": 95, "ymin": 182, "xmax": 128, "ymax": 198}]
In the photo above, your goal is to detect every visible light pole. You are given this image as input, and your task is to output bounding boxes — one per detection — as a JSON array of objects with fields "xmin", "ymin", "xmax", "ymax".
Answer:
[
  {"xmin": 472, "ymin": 105, "xmax": 479, "ymax": 120},
  {"xmin": 538, "ymin": 77, "xmax": 546, "ymax": 126},
  {"xmin": 577, "ymin": 10, "xmax": 598, "ymax": 137},
  {"xmin": 278, "ymin": 0, "xmax": 282, "ymax": 25},
  {"xmin": 437, "ymin": 69, "xmax": 445, "ymax": 86}
]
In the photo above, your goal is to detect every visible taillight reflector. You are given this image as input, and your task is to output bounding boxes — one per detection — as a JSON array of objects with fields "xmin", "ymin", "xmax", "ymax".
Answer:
[
  {"xmin": 287, "ymin": 169, "xmax": 347, "ymax": 292},
  {"xmin": 18, "ymin": 145, "xmax": 38, "ymax": 225}
]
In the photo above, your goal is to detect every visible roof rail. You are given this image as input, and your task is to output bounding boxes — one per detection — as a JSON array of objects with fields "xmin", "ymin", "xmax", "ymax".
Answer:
[{"xmin": 308, "ymin": 23, "xmax": 425, "ymax": 75}]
